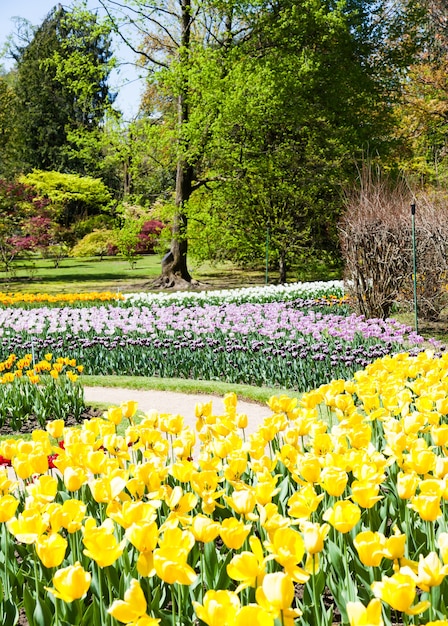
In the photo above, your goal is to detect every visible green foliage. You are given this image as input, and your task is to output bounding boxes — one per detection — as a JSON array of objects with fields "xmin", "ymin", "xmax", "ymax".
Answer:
[
  {"xmin": 19, "ymin": 170, "xmax": 112, "ymax": 227},
  {"xmin": 115, "ymin": 219, "xmax": 145, "ymax": 268},
  {"xmin": 11, "ymin": 4, "xmax": 116, "ymax": 173},
  {"xmin": 70, "ymin": 230, "xmax": 118, "ymax": 259}
]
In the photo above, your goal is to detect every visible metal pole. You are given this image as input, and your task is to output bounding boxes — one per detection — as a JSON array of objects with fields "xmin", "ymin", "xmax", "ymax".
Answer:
[
  {"xmin": 265, "ymin": 227, "xmax": 269, "ymax": 285},
  {"xmin": 411, "ymin": 202, "xmax": 418, "ymax": 333}
]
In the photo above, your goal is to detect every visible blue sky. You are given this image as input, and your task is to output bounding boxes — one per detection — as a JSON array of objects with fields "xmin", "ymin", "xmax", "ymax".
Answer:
[{"xmin": 0, "ymin": 0, "xmax": 144, "ymax": 119}]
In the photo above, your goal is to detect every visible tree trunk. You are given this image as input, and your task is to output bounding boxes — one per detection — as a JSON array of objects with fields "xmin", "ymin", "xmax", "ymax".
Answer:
[
  {"xmin": 151, "ymin": 0, "xmax": 200, "ymax": 289},
  {"xmin": 279, "ymin": 250, "xmax": 287, "ymax": 284}
]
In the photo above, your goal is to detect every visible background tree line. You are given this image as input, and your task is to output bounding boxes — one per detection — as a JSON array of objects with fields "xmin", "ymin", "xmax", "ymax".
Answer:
[{"xmin": 0, "ymin": 0, "xmax": 447, "ymax": 293}]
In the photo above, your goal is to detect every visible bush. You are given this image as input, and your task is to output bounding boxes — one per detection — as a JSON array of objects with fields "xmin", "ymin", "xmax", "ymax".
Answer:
[
  {"xmin": 69, "ymin": 230, "xmax": 118, "ymax": 259},
  {"xmin": 339, "ymin": 168, "xmax": 448, "ymax": 320}
]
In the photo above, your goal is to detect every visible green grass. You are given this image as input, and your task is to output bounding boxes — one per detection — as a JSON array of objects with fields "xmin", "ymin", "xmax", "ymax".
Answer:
[
  {"xmin": 0, "ymin": 254, "xmax": 342, "ymax": 294},
  {"xmin": 82, "ymin": 374, "xmax": 299, "ymax": 405}
]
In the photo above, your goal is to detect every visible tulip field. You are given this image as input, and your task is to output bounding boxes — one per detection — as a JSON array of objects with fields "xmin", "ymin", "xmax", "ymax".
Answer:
[{"xmin": 0, "ymin": 282, "xmax": 448, "ymax": 625}]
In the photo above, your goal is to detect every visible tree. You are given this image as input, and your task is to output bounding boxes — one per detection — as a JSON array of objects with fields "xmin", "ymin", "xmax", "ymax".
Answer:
[
  {"xmin": 19, "ymin": 170, "xmax": 113, "ymax": 236},
  {"xmin": 11, "ymin": 4, "xmax": 116, "ymax": 174},
  {"xmin": 97, "ymin": 0, "xmax": 255, "ymax": 287}
]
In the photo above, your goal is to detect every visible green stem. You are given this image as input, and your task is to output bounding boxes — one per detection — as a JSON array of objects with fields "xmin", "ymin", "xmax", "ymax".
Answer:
[{"xmin": 311, "ymin": 555, "xmax": 321, "ymax": 626}]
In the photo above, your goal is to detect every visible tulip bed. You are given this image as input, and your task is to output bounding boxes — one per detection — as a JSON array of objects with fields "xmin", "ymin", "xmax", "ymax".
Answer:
[
  {"xmin": 2, "ymin": 349, "xmax": 448, "ymax": 625},
  {"xmin": 0, "ymin": 282, "xmax": 439, "ymax": 392}
]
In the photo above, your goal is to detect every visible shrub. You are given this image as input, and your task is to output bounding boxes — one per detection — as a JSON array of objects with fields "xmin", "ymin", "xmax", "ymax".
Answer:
[
  {"xmin": 69, "ymin": 230, "xmax": 118, "ymax": 259},
  {"xmin": 339, "ymin": 168, "xmax": 448, "ymax": 320}
]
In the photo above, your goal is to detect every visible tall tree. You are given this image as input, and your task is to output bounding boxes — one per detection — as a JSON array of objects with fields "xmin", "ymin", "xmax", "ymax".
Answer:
[
  {"xmin": 98, "ymin": 0, "xmax": 254, "ymax": 287},
  {"xmin": 11, "ymin": 4, "xmax": 116, "ymax": 174}
]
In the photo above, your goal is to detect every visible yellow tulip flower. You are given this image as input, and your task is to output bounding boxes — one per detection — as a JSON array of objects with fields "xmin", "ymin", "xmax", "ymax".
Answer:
[
  {"xmin": 408, "ymin": 494, "xmax": 442, "ymax": 522},
  {"xmin": 438, "ymin": 532, "xmax": 448, "ymax": 564},
  {"xmin": 323, "ymin": 500, "xmax": 361, "ymax": 533},
  {"xmin": 46, "ymin": 419, "xmax": 65, "ymax": 439},
  {"xmin": 63, "ymin": 467, "xmax": 87, "ymax": 492},
  {"xmin": 52, "ymin": 499, "xmax": 86, "ymax": 534},
  {"xmin": 82, "ymin": 521, "xmax": 126, "ymax": 568},
  {"xmin": 397, "ymin": 471, "xmax": 419, "ymax": 499},
  {"xmin": 256, "ymin": 572, "xmax": 302, "ymax": 624},
  {"xmin": 235, "ymin": 605, "xmax": 274, "ymax": 626},
  {"xmin": 416, "ymin": 552, "xmax": 448, "ymax": 591},
  {"xmin": 320, "ymin": 466, "xmax": 348, "ymax": 497},
  {"xmin": 0, "ymin": 494, "xmax": 19, "ymax": 523},
  {"xmin": 126, "ymin": 520, "xmax": 159, "ymax": 553},
  {"xmin": 36, "ymin": 532, "xmax": 67, "ymax": 568},
  {"xmin": 190, "ymin": 514, "xmax": 221, "ymax": 544},
  {"xmin": 227, "ymin": 536, "xmax": 266, "ymax": 592},
  {"xmin": 287, "ymin": 483, "xmax": 324, "ymax": 520},
  {"xmin": 193, "ymin": 589, "xmax": 240, "ymax": 626},
  {"xmin": 46, "ymin": 562, "xmax": 91, "ymax": 603},
  {"xmin": 354, "ymin": 530, "xmax": 386, "ymax": 567},
  {"xmin": 219, "ymin": 517, "xmax": 252, "ymax": 550},
  {"xmin": 153, "ymin": 546, "xmax": 197, "ymax": 585},
  {"xmin": 351, "ymin": 480, "xmax": 383, "ymax": 509},
  {"xmin": 7, "ymin": 507, "xmax": 48, "ymax": 544},
  {"xmin": 225, "ymin": 488, "xmax": 257, "ymax": 519},
  {"xmin": 372, "ymin": 570, "xmax": 430, "ymax": 615},
  {"xmin": 265, "ymin": 527, "xmax": 309, "ymax": 583},
  {"xmin": 300, "ymin": 521, "xmax": 330, "ymax": 555},
  {"xmin": 346, "ymin": 598, "xmax": 384, "ymax": 626},
  {"xmin": 108, "ymin": 579, "xmax": 148, "ymax": 623},
  {"xmin": 104, "ymin": 406, "xmax": 123, "ymax": 426}
]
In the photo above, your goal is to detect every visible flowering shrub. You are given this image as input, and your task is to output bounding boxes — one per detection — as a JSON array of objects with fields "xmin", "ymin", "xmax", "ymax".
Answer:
[
  {"xmin": 0, "ymin": 353, "xmax": 85, "ymax": 429},
  {"xmin": 2, "ymin": 350, "xmax": 448, "ymax": 624}
]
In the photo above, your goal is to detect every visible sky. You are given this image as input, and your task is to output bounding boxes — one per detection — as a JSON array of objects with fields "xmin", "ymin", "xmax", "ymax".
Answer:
[{"xmin": 0, "ymin": 0, "xmax": 145, "ymax": 120}]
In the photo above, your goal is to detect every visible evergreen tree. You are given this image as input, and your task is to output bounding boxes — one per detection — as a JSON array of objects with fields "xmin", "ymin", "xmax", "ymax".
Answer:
[{"xmin": 12, "ymin": 4, "xmax": 116, "ymax": 174}]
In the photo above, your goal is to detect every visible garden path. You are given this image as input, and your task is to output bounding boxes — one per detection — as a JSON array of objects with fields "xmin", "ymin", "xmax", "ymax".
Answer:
[{"xmin": 83, "ymin": 386, "xmax": 273, "ymax": 436}]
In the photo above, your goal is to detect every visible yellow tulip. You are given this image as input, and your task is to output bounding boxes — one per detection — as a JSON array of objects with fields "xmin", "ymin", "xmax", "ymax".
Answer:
[
  {"xmin": 408, "ymin": 494, "xmax": 442, "ymax": 522},
  {"xmin": 438, "ymin": 532, "xmax": 448, "ymax": 564},
  {"xmin": 256, "ymin": 572, "xmax": 302, "ymax": 623},
  {"xmin": 354, "ymin": 531, "xmax": 385, "ymax": 567},
  {"xmin": 350, "ymin": 480, "xmax": 383, "ymax": 509},
  {"xmin": 105, "ymin": 406, "xmax": 123, "ymax": 426},
  {"xmin": 0, "ymin": 494, "xmax": 19, "ymax": 523},
  {"xmin": 108, "ymin": 579, "xmax": 148, "ymax": 623},
  {"xmin": 397, "ymin": 471, "xmax": 419, "ymax": 499},
  {"xmin": 225, "ymin": 488, "xmax": 257, "ymax": 519},
  {"xmin": 372, "ymin": 570, "xmax": 431, "ymax": 615},
  {"xmin": 126, "ymin": 520, "xmax": 159, "ymax": 553},
  {"xmin": 7, "ymin": 507, "xmax": 48, "ymax": 544},
  {"xmin": 323, "ymin": 500, "xmax": 361, "ymax": 533},
  {"xmin": 45, "ymin": 561, "xmax": 91, "ymax": 602},
  {"xmin": 82, "ymin": 521, "xmax": 126, "ymax": 568},
  {"xmin": 287, "ymin": 483, "xmax": 324, "ymax": 520},
  {"xmin": 346, "ymin": 598, "xmax": 384, "ymax": 626},
  {"xmin": 300, "ymin": 521, "xmax": 330, "ymax": 555},
  {"xmin": 190, "ymin": 514, "xmax": 221, "ymax": 544},
  {"xmin": 193, "ymin": 589, "xmax": 240, "ymax": 626},
  {"xmin": 320, "ymin": 466, "xmax": 348, "ymax": 497},
  {"xmin": 235, "ymin": 605, "xmax": 274, "ymax": 626},
  {"xmin": 227, "ymin": 536, "xmax": 266, "ymax": 592},
  {"xmin": 46, "ymin": 419, "xmax": 65, "ymax": 439},
  {"xmin": 265, "ymin": 527, "xmax": 309, "ymax": 584},
  {"xmin": 416, "ymin": 552, "xmax": 448, "ymax": 591},
  {"xmin": 63, "ymin": 467, "xmax": 87, "ymax": 492},
  {"xmin": 220, "ymin": 517, "xmax": 252, "ymax": 550},
  {"xmin": 121, "ymin": 400, "xmax": 138, "ymax": 420},
  {"xmin": 52, "ymin": 499, "xmax": 86, "ymax": 534},
  {"xmin": 36, "ymin": 532, "xmax": 67, "ymax": 568}
]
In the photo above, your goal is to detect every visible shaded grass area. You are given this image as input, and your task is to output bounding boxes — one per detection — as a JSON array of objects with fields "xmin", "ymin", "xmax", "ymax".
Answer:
[{"xmin": 0, "ymin": 255, "xmax": 343, "ymax": 294}]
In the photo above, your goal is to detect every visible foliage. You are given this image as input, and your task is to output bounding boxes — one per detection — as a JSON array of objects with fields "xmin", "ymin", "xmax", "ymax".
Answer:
[
  {"xmin": 19, "ymin": 170, "xmax": 113, "ymax": 229},
  {"xmin": 70, "ymin": 231, "xmax": 119, "ymax": 259},
  {"xmin": 0, "ymin": 179, "xmax": 50, "ymax": 272},
  {"xmin": 115, "ymin": 219, "xmax": 145, "ymax": 268},
  {"xmin": 10, "ymin": 4, "xmax": 116, "ymax": 173},
  {"xmin": 339, "ymin": 167, "xmax": 448, "ymax": 320}
]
